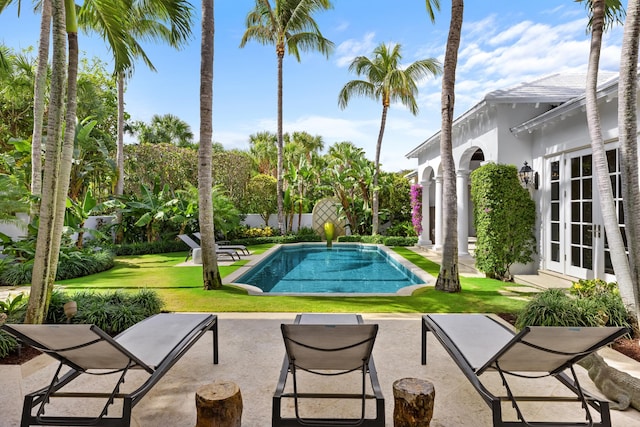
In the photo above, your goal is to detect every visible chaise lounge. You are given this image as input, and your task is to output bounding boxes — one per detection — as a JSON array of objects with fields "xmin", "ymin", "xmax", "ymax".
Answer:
[
  {"xmin": 2, "ymin": 312, "xmax": 218, "ymax": 427},
  {"xmin": 273, "ymin": 313, "xmax": 384, "ymax": 427},
  {"xmin": 177, "ymin": 233, "xmax": 240, "ymax": 261},
  {"xmin": 422, "ymin": 313, "xmax": 628, "ymax": 427}
]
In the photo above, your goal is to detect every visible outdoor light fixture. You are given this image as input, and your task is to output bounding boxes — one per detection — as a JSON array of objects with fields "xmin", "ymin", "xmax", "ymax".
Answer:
[{"xmin": 518, "ymin": 161, "xmax": 539, "ymax": 190}]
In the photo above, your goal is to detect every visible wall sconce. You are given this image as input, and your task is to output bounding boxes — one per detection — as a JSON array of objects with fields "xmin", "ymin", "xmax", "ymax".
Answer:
[{"xmin": 518, "ymin": 161, "xmax": 539, "ymax": 190}]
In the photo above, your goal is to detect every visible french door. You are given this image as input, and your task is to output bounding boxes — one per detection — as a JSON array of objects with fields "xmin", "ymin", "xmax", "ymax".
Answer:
[{"xmin": 545, "ymin": 148, "xmax": 625, "ymax": 280}]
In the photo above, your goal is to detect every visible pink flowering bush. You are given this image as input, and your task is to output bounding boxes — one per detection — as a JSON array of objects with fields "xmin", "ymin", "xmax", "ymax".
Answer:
[{"xmin": 410, "ymin": 184, "xmax": 422, "ymax": 235}]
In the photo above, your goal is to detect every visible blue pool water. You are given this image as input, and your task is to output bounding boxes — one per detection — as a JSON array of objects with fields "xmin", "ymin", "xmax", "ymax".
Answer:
[{"xmin": 235, "ymin": 244, "xmax": 422, "ymax": 294}]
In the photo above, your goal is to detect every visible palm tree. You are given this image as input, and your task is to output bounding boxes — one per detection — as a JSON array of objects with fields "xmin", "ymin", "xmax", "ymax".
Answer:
[
  {"xmin": 426, "ymin": 0, "xmax": 464, "ymax": 293},
  {"xmin": 134, "ymin": 113, "xmax": 194, "ymax": 145},
  {"xmin": 249, "ymin": 131, "xmax": 278, "ymax": 175},
  {"xmin": 0, "ymin": 0, "xmax": 51, "ymax": 217},
  {"xmin": 618, "ymin": 0, "xmax": 640, "ymax": 323},
  {"xmin": 78, "ymin": 0, "xmax": 193, "ymax": 198},
  {"xmin": 581, "ymin": 1, "xmax": 635, "ymax": 309},
  {"xmin": 25, "ymin": 0, "xmax": 67, "ymax": 323},
  {"xmin": 338, "ymin": 42, "xmax": 441, "ymax": 235},
  {"xmin": 198, "ymin": 0, "xmax": 221, "ymax": 290},
  {"xmin": 240, "ymin": 0, "xmax": 334, "ymax": 235}
]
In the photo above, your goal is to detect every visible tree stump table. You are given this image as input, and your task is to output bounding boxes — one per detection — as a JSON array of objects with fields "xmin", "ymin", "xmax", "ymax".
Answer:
[
  {"xmin": 195, "ymin": 380, "xmax": 242, "ymax": 427},
  {"xmin": 393, "ymin": 378, "xmax": 435, "ymax": 427}
]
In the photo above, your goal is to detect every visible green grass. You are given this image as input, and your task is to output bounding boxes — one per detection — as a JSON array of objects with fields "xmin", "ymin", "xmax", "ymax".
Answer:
[{"xmin": 56, "ymin": 245, "xmax": 531, "ymax": 314}]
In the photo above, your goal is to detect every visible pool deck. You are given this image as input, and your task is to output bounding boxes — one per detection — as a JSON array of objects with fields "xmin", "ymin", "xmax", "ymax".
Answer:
[{"xmin": 3, "ymin": 313, "xmax": 640, "ymax": 426}]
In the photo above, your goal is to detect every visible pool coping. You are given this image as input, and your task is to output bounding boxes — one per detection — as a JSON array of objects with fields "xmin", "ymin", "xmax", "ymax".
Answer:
[{"xmin": 223, "ymin": 242, "xmax": 435, "ymax": 296}]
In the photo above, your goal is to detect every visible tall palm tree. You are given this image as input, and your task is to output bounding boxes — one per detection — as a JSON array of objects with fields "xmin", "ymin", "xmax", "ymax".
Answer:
[
  {"xmin": 618, "ymin": 0, "xmax": 640, "ymax": 323},
  {"xmin": 0, "ymin": 0, "xmax": 51, "ymax": 217},
  {"xmin": 581, "ymin": 1, "xmax": 635, "ymax": 308},
  {"xmin": 78, "ymin": 0, "xmax": 193, "ymax": 198},
  {"xmin": 240, "ymin": 0, "xmax": 334, "ymax": 235},
  {"xmin": 25, "ymin": 0, "xmax": 67, "ymax": 323},
  {"xmin": 427, "ymin": 0, "xmax": 463, "ymax": 293},
  {"xmin": 198, "ymin": 0, "xmax": 220, "ymax": 290},
  {"xmin": 338, "ymin": 42, "xmax": 441, "ymax": 235}
]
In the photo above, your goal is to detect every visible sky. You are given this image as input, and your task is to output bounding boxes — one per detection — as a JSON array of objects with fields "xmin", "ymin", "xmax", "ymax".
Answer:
[{"xmin": 0, "ymin": 1, "xmax": 626, "ymax": 172}]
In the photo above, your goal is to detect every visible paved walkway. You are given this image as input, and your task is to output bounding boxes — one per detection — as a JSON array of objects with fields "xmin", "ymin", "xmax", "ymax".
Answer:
[{"xmin": 2, "ymin": 313, "xmax": 639, "ymax": 426}]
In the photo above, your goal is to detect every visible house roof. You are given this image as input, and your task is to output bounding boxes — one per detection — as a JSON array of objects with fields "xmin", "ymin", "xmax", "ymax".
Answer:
[
  {"xmin": 405, "ymin": 71, "xmax": 619, "ymax": 159},
  {"xmin": 484, "ymin": 72, "xmax": 616, "ymax": 104}
]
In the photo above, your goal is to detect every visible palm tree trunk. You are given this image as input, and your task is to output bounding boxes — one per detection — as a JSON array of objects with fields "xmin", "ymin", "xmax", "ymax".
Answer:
[
  {"xmin": 30, "ymin": 0, "xmax": 52, "ymax": 220},
  {"xmin": 26, "ymin": 0, "xmax": 67, "ymax": 324},
  {"xmin": 116, "ymin": 73, "xmax": 125, "ymax": 196},
  {"xmin": 585, "ymin": 0, "xmax": 635, "ymax": 308},
  {"xmin": 276, "ymin": 50, "xmax": 285, "ymax": 235},
  {"xmin": 435, "ymin": 0, "xmax": 463, "ymax": 293},
  {"xmin": 372, "ymin": 105, "xmax": 387, "ymax": 235},
  {"xmin": 618, "ymin": 0, "xmax": 640, "ymax": 322},
  {"xmin": 199, "ymin": 0, "xmax": 222, "ymax": 290}
]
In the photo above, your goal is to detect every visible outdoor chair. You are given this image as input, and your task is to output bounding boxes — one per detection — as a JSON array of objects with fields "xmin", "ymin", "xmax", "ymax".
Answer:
[
  {"xmin": 421, "ymin": 313, "xmax": 628, "ymax": 427},
  {"xmin": 2, "ymin": 313, "xmax": 218, "ymax": 427},
  {"xmin": 273, "ymin": 313, "xmax": 384, "ymax": 427},
  {"xmin": 177, "ymin": 233, "xmax": 239, "ymax": 261},
  {"xmin": 193, "ymin": 232, "xmax": 251, "ymax": 256}
]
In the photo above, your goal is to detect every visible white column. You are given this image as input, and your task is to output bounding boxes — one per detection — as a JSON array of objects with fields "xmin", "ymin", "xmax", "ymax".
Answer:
[
  {"xmin": 434, "ymin": 175, "xmax": 443, "ymax": 249},
  {"xmin": 418, "ymin": 179, "xmax": 432, "ymax": 246},
  {"xmin": 457, "ymin": 169, "xmax": 469, "ymax": 255}
]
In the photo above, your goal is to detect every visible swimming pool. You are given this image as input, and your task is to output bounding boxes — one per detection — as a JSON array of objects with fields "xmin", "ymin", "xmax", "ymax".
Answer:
[{"xmin": 230, "ymin": 243, "xmax": 430, "ymax": 295}]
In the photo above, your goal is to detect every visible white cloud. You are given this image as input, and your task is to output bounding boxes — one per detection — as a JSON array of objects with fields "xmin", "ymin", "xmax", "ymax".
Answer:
[{"xmin": 335, "ymin": 32, "xmax": 377, "ymax": 67}]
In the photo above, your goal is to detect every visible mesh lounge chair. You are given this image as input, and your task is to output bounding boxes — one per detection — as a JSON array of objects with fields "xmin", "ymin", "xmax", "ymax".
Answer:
[
  {"xmin": 193, "ymin": 232, "xmax": 251, "ymax": 256},
  {"xmin": 421, "ymin": 313, "xmax": 628, "ymax": 427},
  {"xmin": 273, "ymin": 313, "xmax": 384, "ymax": 427},
  {"xmin": 177, "ymin": 233, "xmax": 239, "ymax": 261},
  {"xmin": 2, "ymin": 313, "xmax": 218, "ymax": 427}
]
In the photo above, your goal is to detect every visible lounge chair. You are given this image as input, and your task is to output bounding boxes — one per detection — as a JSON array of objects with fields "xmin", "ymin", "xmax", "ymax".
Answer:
[
  {"xmin": 421, "ymin": 313, "xmax": 628, "ymax": 427},
  {"xmin": 273, "ymin": 313, "xmax": 384, "ymax": 427},
  {"xmin": 193, "ymin": 232, "xmax": 251, "ymax": 256},
  {"xmin": 2, "ymin": 313, "xmax": 218, "ymax": 427},
  {"xmin": 177, "ymin": 233, "xmax": 239, "ymax": 261}
]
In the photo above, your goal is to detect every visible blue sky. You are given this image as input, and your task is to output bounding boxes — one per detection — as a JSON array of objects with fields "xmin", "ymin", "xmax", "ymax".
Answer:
[{"xmin": 0, "ymin": 1, "xmax": 624, "ymax": 172}]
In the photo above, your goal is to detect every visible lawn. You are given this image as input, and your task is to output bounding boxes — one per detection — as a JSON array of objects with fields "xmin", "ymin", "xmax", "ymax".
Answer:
[{"xmin": 56, "ymin": 245, "xmax": 531, "ymax": 314}]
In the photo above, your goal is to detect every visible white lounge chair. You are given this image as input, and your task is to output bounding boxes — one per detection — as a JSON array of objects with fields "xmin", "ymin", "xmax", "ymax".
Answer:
[
  {"xmin": 2, "ymin": 313, "xmax": 218, "ymax": 427},
  {"xmin": 273, "ymin": 313, "xmax": 384, "ymax": 427},
  {"xmin": 177, "ymin": 234, "xmax": 240, "ymax": 261},
  {"xmin": 422, "ymin": 313, "xmax": 628, "ymax": 427},
  {"xmin": 193, "ymin": 232, "xmax": 250, "ymax": 256}
]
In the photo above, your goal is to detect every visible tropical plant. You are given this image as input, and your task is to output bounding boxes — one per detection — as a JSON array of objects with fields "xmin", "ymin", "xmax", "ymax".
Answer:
[
  {"xmin": 125, "ymin": 183, "xmax": 178, "ymax": 243},
  {"xmin": 249, "ymin": 130, "xmax": 278, "ymax": 176},
  {"xmin": 338, "ymin": 42, "xmax": 441, "ymax": 235},
  {"xmin": 410, "ymin": 184, "xmax": 422, "ymax": 236},
  {"xmin": 246, "ymin": 174, "xmax": 278, "ymax": 226},
  {"xmin": 132, "ymin": 113, "xmax": 195, "ymax": 146},
  {"xmin": 240, "ymin": 0, "xmax": 334, "ymax": 235}
]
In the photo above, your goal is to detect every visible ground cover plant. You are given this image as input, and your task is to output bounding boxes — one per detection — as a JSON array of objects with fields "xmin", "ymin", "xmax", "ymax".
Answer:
[{"xmin": 51, "ymin": 245, "xmax": 528, "ymax": 314}]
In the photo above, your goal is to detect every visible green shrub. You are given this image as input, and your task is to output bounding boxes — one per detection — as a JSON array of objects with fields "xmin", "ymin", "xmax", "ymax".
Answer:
[
  {"xmin": 0, "ymin": 293, "xmax": 28, "ymax": 323},
  {"xmin": 470, "ymin": 163, "xmax": 536, "ymax": 281},
  {"xmin": 109, "ymin": 240, "xmax": 186, "ymax": 256},
  {"xmin": 0, "ymin": 249, "xmax": 115, "ymax": 286},
  {"xmin": 337, "ymin": 235, "xmax": 362, "ymax": 243},
  {"xmin": 0, "ymin": 329, "xmax": 18, "ymax": 359},
  {"xmin": 516, "ymin": 288, "xmax": 633, "ymax": 332},
  {"xmin": 385, "ymin": 221, "xmax": 416, "ymax": 237},
  {"xmin": 360, "ymin": 235, "xmax": 384, "ymax": 244},
  {"xmin": 383, "ymin": 236, "xmax": 418, "ymax": 247},
  {"xmin": 570, "ymin": 279, "xmax": 618, "ymax": 299},
  {"xmin": 71, "ymin": 289, "xmax": 163, "ymax": 334}
]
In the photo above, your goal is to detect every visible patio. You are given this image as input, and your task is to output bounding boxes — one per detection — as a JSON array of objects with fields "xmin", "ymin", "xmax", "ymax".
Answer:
[{"xmin": 2, "ymin": 313, "xmax": 640, "ymax": 426}]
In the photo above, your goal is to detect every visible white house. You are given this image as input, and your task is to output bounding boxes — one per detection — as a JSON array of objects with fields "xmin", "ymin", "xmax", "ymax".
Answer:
[{"xmin": 406, "ymin": 72, "xmax": 628, "ymax": 281}]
